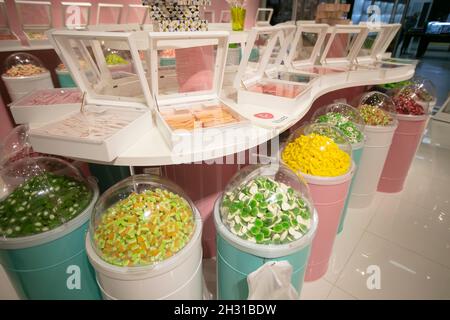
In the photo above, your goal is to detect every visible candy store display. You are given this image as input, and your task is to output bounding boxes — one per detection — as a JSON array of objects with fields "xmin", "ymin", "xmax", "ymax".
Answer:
[
  {"xmin": 378, "ymin": 81, "xmax": 435, "ymax": 193},
  {"xmin": 105, "ymin": 53, "xmax": 129, "ymax": 66},
  {"xmin": 15, "ymin": 0, "xmax": 52, "ymax": 45},
  {"xmin": 312, "ymin": 103, "xmax": 365, "ymax": 234},
  {"xmin": 31, "ymin": 108, "xmax": 144, "ymax": 142},
  {"xmin": 215, "ymin": 164, "xmax": 318, "ymax": 299},
  {"xmin": 0, "ymin": 156, "xmax": 101, "ymax": 300},
  {"xmin": 93, "ymin": 188, "xmax": 195, "ymax": 267},
  {"xmin": 282, "ymin": 127, "xmax": 352, "ymax": 177},
  {"xmin": 25, "ymin": 31, "xmax": 47, "ymax": 40},
  {"xmin": 2, "ymin": 53, "xmax": 54, "ymax": 102},
  {"xmin": 86, "ymin": 175, "xmax": 203, "ymax": 300},
  {"xmin": 17, "ymin": 89, "xmax": 82, "ymax": 106},
  {"xmin": 350, "ymin": 92, "xmax": 398, "ymax": 208},
  {"xmin": 282, "ymin": 123, "xmax": 354, "ymax": 281},
  {"xmin": 313, "ymin": 106, "xmax": 364, "ymax": 144}
]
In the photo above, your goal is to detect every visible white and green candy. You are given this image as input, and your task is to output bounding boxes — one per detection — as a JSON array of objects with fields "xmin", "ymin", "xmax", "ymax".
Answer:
[{"xmin": 221, "ymin": 176, "xmax": 311, "ymax": 245}]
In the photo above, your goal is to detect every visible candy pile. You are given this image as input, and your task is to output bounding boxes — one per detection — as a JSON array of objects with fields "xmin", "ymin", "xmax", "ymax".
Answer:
[
  {"xmin": 315, "ymin": 112, "xmax": 363, "ymax": 144},
  {"xmin": 20, "ymin": 89, "xmax": 82, "ymax": 106},
  {"xmin": 0, "ymin": 173, "xmax": 92, "ymax": 237},
  {"xmin": 105, "ymin": 53, "xmax": 128, "ymax": 65},
  {"xmin": 359, "ymin": 104, "xmax": 393, "ymax": 126},
  {"xmin": 282, "ymin": 133, "xmax": 351, "ymax": 177},
  {"xmin": 393, "ymin": 94, "xmax": 425, "ymax": 116},
  {"xmin": 221, "ymin": 177, "xmax": 311, "ymax": 244},
  {"xmin": 4, "ymin": 64, "xmax": 46, "ymax": 77},
  {"xmin": 94, "ymin": 188, "xmax": 195, "ymax": 267}
]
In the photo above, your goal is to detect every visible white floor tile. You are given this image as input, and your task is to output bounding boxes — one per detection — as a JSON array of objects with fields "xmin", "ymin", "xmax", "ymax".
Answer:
[
  {"xmin": 327, "ymin": 286, "xmax": 356, "ymax": 300},
  {"xmin": 336, "ymin": 232, "xmax": 450, "ymax": 300},
  {"xmin": 0, "ymin": 266, "xmax": 19, "ymax": 300},
  {"xmin": 300, "ymin": 278, "xmax": 333, "ymax": 300},
  {"xmin": 368, "ymin": 195, "xmax": 450, "ymax": 268},
  {"xmin": 324, "ymin": 193, "xmax": 383, "ymax": 284}
]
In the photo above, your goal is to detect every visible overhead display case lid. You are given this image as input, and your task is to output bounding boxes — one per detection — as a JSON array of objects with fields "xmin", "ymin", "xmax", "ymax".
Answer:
[
  {"xmin": 233, "ymin": 26, "xmax": 285, "ymax": 89},
  {"xmin": 285, "ymin": 23, "xmax": 329, "ymax": 68},
  {"xmin": 15, "ymin": 0, "xmax": 52, "ymax": 29},
  {"xmin": 355, "ymin": 23, "xmax": 401, "ymax": 63},
  {"xmin": 320, "ymin": 24, "xmax": 369, "ymax": 66},
  {"xmin": 48, "ymin": 29, "xmax": 153, "ymax": 110},
  {"xmin": 148, "ymin": 31, "xmax": 229, "ymax": 107}
]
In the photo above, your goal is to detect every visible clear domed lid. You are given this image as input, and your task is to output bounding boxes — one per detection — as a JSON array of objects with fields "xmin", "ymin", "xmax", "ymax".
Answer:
[
  {"xmin": 90, "ymin": 174, "xmax": 197, "ymax": 267},
  {"xmin": 103, "ymin": 47, "xmax": 130, "ymax": 66},
  {"xmin": 358, "ymin": 91, "xmax": 396, "ymax": 126},
  {"xmin": 312, "ymin": 103, "xmax": 365, "ymax": 145},
  {"xmin": 412, "ymin": 78, "xmax": 436, "ymax": 103},
  {"xmin": 0, "ymin": 156, "xmax": 93, "ymax": 239},
  {"xmin": 282, "ymin": 122, "xmax": 352, "ymax": 177},
  {"xmin": 219, "ymin": 164, "xmax": 315, "ymax": 245},
  {"xmin": 3, "ymin": 52, "xmax": 47, "ymax": 77},
  {"xmin": 393, "ymin": 83, "xmax": 435, "ymax": 116}
]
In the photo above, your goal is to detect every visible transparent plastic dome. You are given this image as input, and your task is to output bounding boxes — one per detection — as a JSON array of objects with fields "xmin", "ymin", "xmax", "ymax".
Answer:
[
  {"xmin": 0, "ymin": 156, "xmax": 94, "ymax": 239},
  {"xmin": 90, "ymin": 174, "xmax": 197, "ymax": 267},
  {"xmin": 282, "ymin": 123, "xmax": 352, "ymax": 177},
  {"xmin": 219, "ymin": 164, "xmax": 316, "ymax": 245},
  {"xmin": 312, "ymin": 103, "xmax": 365, "ymax": 145},
  {"xmin": 358, "ymin": 91, "xmax": 396, "ymax": 126},
  {"xmin": 412, "ymin": 78, "xmax": 436, "ymax": 103},
  {"xmin": 3, "ymin": 52, "xmax": 47, "ymax": 77},
  {"xmin": 393, "ymin": 83, "xmax": 434, "ymax": 116},
  {"xmin": 103, "ymin": 47, "xmax": 130, "ymax": 66}
]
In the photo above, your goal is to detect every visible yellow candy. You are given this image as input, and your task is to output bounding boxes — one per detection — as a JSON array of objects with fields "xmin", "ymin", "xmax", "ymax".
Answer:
[{"xmin": 282, "ymin": 134, "xmax": 351, "ymax": 177}]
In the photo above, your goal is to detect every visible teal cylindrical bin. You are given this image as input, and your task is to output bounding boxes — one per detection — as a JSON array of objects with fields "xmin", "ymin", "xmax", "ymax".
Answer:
[
  {"xmin": 56, "ymin": 69, "xmax": 77, "ymax": 88},
  {"xmin": 214, "ymin": 164, "xmax": 319, "ymax": 300},
  {"xmin": 337, "ymin": 140, "xmax": 365, "ymax": 234},
  {"xmin": 0, "ymin": 157, "xmax": 101, "ymax": 299}
]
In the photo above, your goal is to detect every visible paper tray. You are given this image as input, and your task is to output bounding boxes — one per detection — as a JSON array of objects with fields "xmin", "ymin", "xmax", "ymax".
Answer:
[
  {"xmin": 9, "ymin": 88, "xmax": 82, "ymax": 124},
  {"xmin": 29, "ymin": 105, "xmax": 151, "ymax": 162}
]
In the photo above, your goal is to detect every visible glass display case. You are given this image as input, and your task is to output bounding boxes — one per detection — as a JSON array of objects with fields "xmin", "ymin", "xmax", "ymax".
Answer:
[
  {"xmin": 29, "ymin": 30, "xmax": 153, "ymax": 162},
  {"xmin": 234, "ymin": 26, "xmax": 314, "ymax": 110},
  {"xmin": 15, "ymin": 0, "xmax": 52, "ymax": 46},
  {"xmin": 0, "ymin": 0, "xmax": 20, "ymax": 47},
  {"xmin": 149, "ymin": 31, "xmax": 248, "ymax": 151}
]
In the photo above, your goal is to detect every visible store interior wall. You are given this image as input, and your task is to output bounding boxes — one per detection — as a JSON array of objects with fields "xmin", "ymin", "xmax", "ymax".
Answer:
[{"xmin": 4, "ymin": 0, "xmax": 260, "ymax": 35}]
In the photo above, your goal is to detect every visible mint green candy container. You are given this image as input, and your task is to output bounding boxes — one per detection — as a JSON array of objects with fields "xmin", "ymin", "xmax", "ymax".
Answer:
[
  {"xmin": 215, "ymin": 164, "xmax": 318, "ymax": 300},
  {"xmin": 0, "ymin": 156, "xmax": 101, "ymax": 299}
]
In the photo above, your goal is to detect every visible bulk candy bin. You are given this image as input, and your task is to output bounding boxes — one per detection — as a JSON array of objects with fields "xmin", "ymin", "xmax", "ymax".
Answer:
[
  {"xmin": 378, "ymin": 83, "xmax": 435, "ymax": 193},
  {"xmin": 282, "ymin": 123, "xmax": 354, "ymax": 281},
  {"xmin": 0, "ymin": 156, "xmax": 101, "ymax": 299},
  {"xmin": 85, "ymin": 175, "xmax": 203, "ymax": 300},
  {"xmin": 215, "ymin": 164, "xmax": 318, "ymax": 299},
  {"xmin": 350, "ymin": 92, "xmax": 398, "ymax": 208},
  {"xmin": 312, "ymin": 103, "xmax": 365, "ymax": 234},
  {"xmin": 2, "ymin": 53, "xmax": 54, "ymax": 102}
]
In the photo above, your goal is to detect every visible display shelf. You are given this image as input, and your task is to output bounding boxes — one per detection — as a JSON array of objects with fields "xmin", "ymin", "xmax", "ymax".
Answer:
[{"xmin": 94, "ymin": 66, "xmax": 414, "ymax": 166}]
